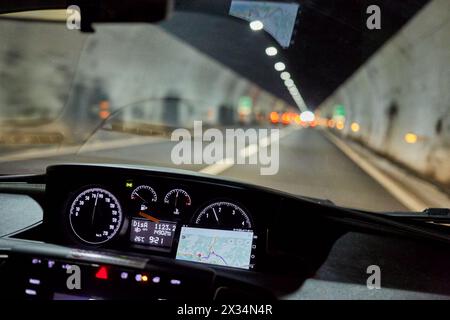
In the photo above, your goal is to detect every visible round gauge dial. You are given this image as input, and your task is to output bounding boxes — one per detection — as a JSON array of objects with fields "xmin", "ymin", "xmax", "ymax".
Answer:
[
  {"xmin": 194, "ymin": 201, "xmax": 252, "ymax": 229},
  {"xmin": 69, "ymin": 188, "xmax": 123, "ymax": 244},
  {"xmin": 131, "ymin": 185, "xmax": 157, "ymax": 203},
  {"xmin": 164, "ymin": 188, "xmax": 191, "ymax": 216},
  {"xmin": 131, "ymin": 185, "xmax": 157, "ymax": 212}
]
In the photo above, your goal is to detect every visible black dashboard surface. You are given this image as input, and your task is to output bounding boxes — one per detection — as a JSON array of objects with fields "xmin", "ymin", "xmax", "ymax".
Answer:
[{"xmin": 1, "ymin": 163, "xmax": 450, "ymax": 300}]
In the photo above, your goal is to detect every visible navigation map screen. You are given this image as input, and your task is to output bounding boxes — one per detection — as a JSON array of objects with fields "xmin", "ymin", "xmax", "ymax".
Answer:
[{"xmin": 175, "ymin": 227, "xmax": 254, "ymax": 269}]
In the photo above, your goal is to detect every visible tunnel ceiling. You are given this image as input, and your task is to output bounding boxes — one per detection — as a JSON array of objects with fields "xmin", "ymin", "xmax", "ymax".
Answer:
[{"xmin": 163, "ymin": 0, "xmax": 429, "ymax": 109}]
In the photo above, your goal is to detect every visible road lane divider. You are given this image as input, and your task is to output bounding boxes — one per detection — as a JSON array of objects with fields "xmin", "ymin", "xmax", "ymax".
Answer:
[
  {"xmin": 198, "ymin": 158, "xmax": 235, "ymax": 175},
  {"xmin": 199, "ymin": 126, "xmax": 298, "ymax": 176}
]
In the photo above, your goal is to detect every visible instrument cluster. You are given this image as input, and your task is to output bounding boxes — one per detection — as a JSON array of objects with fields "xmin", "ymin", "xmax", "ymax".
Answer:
[{"xmin": 57, "ymin": 171, "xmax": 260, "ymax": 271}]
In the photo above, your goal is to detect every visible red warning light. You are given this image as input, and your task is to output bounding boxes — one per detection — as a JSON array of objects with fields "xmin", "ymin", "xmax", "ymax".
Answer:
[{"xmin": 95, "ymin": 266, "xmax": 108, "ymax": 280}]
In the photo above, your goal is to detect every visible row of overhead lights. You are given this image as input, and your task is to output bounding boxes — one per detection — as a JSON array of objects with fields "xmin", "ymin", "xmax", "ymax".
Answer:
[
  {"xmin": 252, "ymin": 20, "xmax": 421, "ymax": 145},
  {"xmin": 249, "ymin": 20, "xmax": 306, "ymax": 112}
]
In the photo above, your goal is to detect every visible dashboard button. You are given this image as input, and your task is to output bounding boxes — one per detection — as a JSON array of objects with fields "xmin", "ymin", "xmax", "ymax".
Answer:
[
  {"xmin": 29, "ymin": 278, "xmax": 40, "ymax": 285},
  {"xmin": 170, "ymin": 279, "xmax": 182, "ymax": 285},
  {"xmin": 25, "ymin": 288, "xmax": 37, "ymax": 296},
  {"xmin": 152, "ymin": 276, "xmax": 161, "ymax": 283}
]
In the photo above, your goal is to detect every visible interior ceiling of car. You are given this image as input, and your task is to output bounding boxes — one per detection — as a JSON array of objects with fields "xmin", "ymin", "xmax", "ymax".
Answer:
[{"xmin": 168, "ymin": 0, "xmax": 430, "ymax": 108}]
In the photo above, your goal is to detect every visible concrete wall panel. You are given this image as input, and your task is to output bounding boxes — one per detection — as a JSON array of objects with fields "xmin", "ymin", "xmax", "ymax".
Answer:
[{"xmin": 319, "ymin": 0, "xmax": 450, "ymax": 186}]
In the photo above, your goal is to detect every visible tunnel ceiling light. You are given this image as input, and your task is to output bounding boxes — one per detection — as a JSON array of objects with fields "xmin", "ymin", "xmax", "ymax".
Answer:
[
  {"xmin": 289, "ymin": 87, "xmax": 299, "ymax": 95},
  {"xmin": 249, "ymin": 20, "xmax": 264, "ymax": 31},
  {"xmin": 284, "ymin": 79, "xmax": 294, "ymax": 87},
  {"xmin": 265, "ymin": 46, "xmax": 278, "ymax": 56},
  {"xmin": 280, "ymin": 72, "xmax": 291, "ymax": 80},
  {"xmin": 274, "ymin": 62, "xmax": 286, "ymax": 71}
]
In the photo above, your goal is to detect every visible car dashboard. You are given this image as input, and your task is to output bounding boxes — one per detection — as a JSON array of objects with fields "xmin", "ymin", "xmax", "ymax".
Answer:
[
  {"xmin": 1, "ymin": 164, "xmax": 450, "ymax": 300},
  {"xmin": 45, "ymin": 165, "xmax": 268, "ymax": 272},
  {"xmin": 1, "ymin": 164, "xmax": 309, "ymax": 300}
]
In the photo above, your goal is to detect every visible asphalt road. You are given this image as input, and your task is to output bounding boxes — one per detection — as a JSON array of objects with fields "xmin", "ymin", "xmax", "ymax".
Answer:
[{"xmin": 0, "ymin": 127, "xmax": 406, "ymax": 213}]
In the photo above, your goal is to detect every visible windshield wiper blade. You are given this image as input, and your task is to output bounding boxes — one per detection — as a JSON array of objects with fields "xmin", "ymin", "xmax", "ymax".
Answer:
[{"xmin": 382, "ymin": 208, "xmax": 450, "ymax": 222}]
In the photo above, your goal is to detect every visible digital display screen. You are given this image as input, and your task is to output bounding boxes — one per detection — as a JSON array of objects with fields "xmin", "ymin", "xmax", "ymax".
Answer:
[
  {"xmin": 176, "ymin": 227, "xmax": 254, "ymax": 270},
  {"xmin": 130, "ymin": 218, "xmax": 176, "ymax": 249}
]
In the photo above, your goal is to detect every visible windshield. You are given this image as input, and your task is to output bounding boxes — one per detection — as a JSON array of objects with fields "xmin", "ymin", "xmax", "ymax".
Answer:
[{"xmin": 0, "ymin": 0, "xmax": 449, "ymax": 213}]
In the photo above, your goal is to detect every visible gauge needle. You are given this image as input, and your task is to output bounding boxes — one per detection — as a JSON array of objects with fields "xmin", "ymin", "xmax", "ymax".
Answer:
[
  {"xmin": 134, "ymin": 192, "xmax": 147, "ymax": 203},
  {"xmin": 213, "ymin": 208, "xmax": 220, "ymax": 224},
  {"xmin": 91, "ymin": 193, "xmax": 99, "ymax": 226},
  {"xmin": 174, "ymin": 192, "xmax": 179, "ymax": 208},
  {"xmin": 139, "ymin": 211, "xmax": 160, "ymax": 223}
]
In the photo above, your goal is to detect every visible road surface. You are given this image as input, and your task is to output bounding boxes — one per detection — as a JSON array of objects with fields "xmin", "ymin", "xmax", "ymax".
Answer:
[{"xmin": 0, "ymin": 127, "xmax": 406, "ymax": 213}]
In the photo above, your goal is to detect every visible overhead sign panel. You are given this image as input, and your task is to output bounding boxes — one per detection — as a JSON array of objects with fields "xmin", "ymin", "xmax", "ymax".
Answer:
[{"xmin": 229, "ymin": 1, "xmax": 300, "ymax": 48}]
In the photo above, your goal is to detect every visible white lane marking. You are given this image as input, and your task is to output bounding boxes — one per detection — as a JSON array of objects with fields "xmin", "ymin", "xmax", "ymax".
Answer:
[
  {"xmin": 323, "ymin": 130, "xmax": 428, "ymax": 211},
  {"xmin": 239, "ymin": 144, "xmax": 258, "ymax": 158},
  {"xmin": 199, "ymin": 126, "xmax": 298, "ymax": 176},
  {"xmin": 0, "ymin": 136, "xmax": 165, "ymax": 163},
  {"xmin": 199, "ymin": 158, "xmax": 235, "ymax": 175}
]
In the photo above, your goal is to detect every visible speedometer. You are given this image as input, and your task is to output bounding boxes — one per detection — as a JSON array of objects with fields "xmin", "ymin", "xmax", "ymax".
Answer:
[
  {"xmin": 194, "ymin": 201, "xmax": 252, "ymax": 229},
  {"xmin": 69, "ymin": 187, "xmax": 123, "ymax": 245}
]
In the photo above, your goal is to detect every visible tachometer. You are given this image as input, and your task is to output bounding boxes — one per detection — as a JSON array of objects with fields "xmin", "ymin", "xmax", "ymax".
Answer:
[
  {"xmin": 194, "ymin": 201, "xmax": 252, "ymax": 229},
  {"xmin": 69, "ymin": 187, "xmax": 123, "ymax": 244}
]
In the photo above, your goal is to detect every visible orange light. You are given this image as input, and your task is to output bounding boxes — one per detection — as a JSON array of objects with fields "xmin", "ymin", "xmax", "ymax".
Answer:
[
  {"xmin": 289, "ymin": 112, "xmax": 297, "ymax": 123},
  {"xmin": 309, "ymin": 120, "xmax": 317, "ymax": 127},
  {"xmin": 281, "ymin": 112, "xmax": 290, "ymax": 125},
  {"xmin": 336, "ymin": 121, "xmax": 345, "ymax": 130},
  {"xmin": 294, "ymin": 114, "xmax": 302, "ymax": 125},
  {"xmin": 327, "ymin": 119, "xmax": 335, "ymax": 128},
  {"xmin": 404, "ymin": 133, "xmax": 418, "ymax": 144},
  {"xmin": 316, "ymin": 118, "xmax": 326, "ymax": 127},
  {"xmin": 141, "ymin": 275, "xmax": 148, "ymax": 282},
  {"xmin": 269, "ymin": 112, "xmax": 279, "ymax": 123},
  {"xmin": 351, "ymin": 122, "xmax": 360, "ymax": 132},
  {"xmin": 99, "ymin": 110, "xmax": 110, "ymax": 119}
]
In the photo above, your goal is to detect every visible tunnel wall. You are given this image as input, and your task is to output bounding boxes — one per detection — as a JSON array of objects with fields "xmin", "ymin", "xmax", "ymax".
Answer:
[
  {"xmin": 318, "ymin": 0, "xmax": 450, "ymax": 187},
  {"xmin": 0, "ymin": 19, "xmax": 290, "ymax": 141}
]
